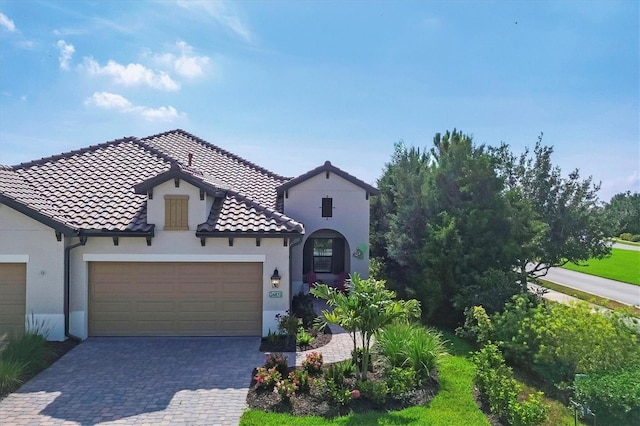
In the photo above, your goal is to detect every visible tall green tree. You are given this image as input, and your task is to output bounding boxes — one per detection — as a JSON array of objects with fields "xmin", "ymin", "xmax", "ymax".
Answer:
[
  {"xmin": 492, "ymin": 135, "xmax": 611, "ymax": 282},
  {"xmin": 605, "ymin": 191, "xmax": 640, "ymax": 236}
]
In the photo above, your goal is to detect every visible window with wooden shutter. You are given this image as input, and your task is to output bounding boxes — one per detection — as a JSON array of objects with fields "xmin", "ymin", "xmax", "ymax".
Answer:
[{"xmin": 164, "ymin": 195, "xmax": 189, "ymax": 230}]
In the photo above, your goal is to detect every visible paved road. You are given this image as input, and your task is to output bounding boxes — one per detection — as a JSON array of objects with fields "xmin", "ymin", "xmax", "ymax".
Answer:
[
  {"xmin": 613, "ymin": 242, "xmax": 640, "ymax": 252},
  {"xmin": 0, "ymin": 337, "xmax": 263, "ymax": 425},
  {"xmin": 543, "ymin": 267, "xmax": 640, "ymax": 307}
]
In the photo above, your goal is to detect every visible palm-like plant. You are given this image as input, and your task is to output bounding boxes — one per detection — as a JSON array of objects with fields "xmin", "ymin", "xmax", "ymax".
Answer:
[{"xmin": 311, "ymin": 273, "xmax": 420, "ymax": 380}]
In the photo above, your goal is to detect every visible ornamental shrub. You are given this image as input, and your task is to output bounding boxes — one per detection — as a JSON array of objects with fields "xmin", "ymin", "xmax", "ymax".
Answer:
[
  {"xmin": 357, "ymin": 379, "xmax": 389, "ymax": 405},
  {"xmin": 264, "ymin": 353, "xmax": 288, "ymax": 377},
  {"xmin": 473, "ymin": 343, "xmax": 549, "ymax": 426},
  {"xmin": 386, "ymin": 366, "xmax": 416, "ymax": 397},
  {"xmin": 288, "ymin": 370, "xmax": 310, "ymax": 393},
  {"xmin": 573, "ymin": 364, "xmax": 640, "ymax": 426},
  {"xmin": 274, "ymin": 379, "xmax": 297, "ymax": 400},
  {"xmin": 254, "ymin": 367, "xmax": 282, "ymax": 390},
  {"xmin": 302, "ymin": 352, "xmax": 323, "ymax": 375}
]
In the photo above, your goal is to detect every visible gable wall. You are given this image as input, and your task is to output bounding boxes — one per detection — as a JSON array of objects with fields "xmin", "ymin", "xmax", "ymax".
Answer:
[
  {"xmin": 0, "ymin": 205, "xmax": 65, "ymax": 340},
  {"xmin": 283, "ymin": 172, "xmax": 371, "ymax": 285},
  {"xmin": 146, "ymin": 179, "xmax": 208, "ymax": 231}
]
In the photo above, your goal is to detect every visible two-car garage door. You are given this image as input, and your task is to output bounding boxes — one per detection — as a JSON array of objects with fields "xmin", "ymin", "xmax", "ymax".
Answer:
[{"xmin": 89, "ymin": 262, "xmax": 262, "ymax": 337}]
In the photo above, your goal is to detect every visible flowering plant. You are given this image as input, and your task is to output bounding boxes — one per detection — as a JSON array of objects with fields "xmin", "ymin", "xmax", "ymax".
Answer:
[
  {"xmin": 288, "ymin": 369, "xmax": 310, "ymax": 393},
  {"xmin": 264, "ymin": 353, "xmax": 288, "ymax": 376},
  {"xmin": 254, "ymin": 366, "xmax": 282, "ymax": 390},
  {"xmin": 302, "ymin": 351, "xmax": 323, "ymax": 375},
  {"xmin": 274, "ymin": 379, "xmax": 298, "ymax": 400}
]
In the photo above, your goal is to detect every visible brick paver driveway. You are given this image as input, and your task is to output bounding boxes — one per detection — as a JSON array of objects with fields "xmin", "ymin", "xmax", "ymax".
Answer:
[{"xmin": 0, "ymin": 337, "xmax": 263, "ymax": 425}]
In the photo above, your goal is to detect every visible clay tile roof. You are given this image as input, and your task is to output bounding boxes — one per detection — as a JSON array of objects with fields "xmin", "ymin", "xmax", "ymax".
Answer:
[
  {"xmin": 277, "ymin": 160, "xmax": 379, "ymax": 195},
  {"xmin": 1, "ymin": 130, "xmax": 304, "ymax": 236},
  {"xmin": 198, "ymin": 192, "xmax": 304, "ymax": 235},
  {"xmin": 140, "ymin": 129, "xmax": 290, "ymax": 209},
  {"xmin": 0, "ymin": 166, "xmax": 74, "ymax": 232},
  {"xmin": 9, "ymin": 138, "xmax": 169, "ymax": 232}
]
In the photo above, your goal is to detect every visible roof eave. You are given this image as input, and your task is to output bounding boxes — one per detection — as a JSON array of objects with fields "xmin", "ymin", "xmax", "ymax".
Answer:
[
  {"xmin": 0, "ymin": 194, "xmax": 76, "ymax": 236},
  {"xmin": 133, "ymin": 166, "xmax": 226, "ymax": 197},
  {"xmin": 195, "ymin": 230, "xmax": 303, "ymax": 238},
  {"xmin": 276, "ymin": 161, "xmax": 379, "ymax": 195}
]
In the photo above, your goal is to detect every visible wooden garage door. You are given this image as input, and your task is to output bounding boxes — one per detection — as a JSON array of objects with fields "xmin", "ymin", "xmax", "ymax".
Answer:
[
  {"xmin": 89, "ymin": 262, "xmax": 262, "ymax": 336},
  {"xmin": 0, "ymin": 263, "xmax": 26, "ymax": 339}
]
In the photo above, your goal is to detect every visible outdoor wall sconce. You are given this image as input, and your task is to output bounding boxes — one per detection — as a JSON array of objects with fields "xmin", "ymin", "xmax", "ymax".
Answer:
[{"xmin": 271, "ymin": 268, "xmax": 281, "ymax": 288}]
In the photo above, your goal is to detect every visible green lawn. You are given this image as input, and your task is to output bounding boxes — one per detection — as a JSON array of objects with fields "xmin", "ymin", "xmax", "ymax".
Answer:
[{"xmin": 562, "ymin": 248, "xmax": 640, "ymax": 286}]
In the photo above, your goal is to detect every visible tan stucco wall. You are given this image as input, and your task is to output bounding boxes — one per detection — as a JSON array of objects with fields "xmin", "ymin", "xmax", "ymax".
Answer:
[
  {"xmin": 0, "ymin": 205, "xmax": 65, "ymax": 340},
  {"xmin": 283, "ymin": 171, "xmax": 372, "ymax": 285},
  {"xmin": 68, "ymin": 215, "xmax": 291, "ymax": 339}
]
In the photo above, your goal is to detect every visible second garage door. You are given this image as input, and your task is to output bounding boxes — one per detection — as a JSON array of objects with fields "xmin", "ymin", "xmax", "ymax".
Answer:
[
  {"xmin": 0, "ymin": 263, "xmax": 26, "ymax": 339},
  {"xmin": 89, "ymin": 262, "xmax": 262, "ymax": 337}
]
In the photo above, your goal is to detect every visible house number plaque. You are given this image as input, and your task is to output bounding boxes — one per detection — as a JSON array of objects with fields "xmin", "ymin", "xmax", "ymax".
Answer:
[{"xmin": 269, "ymin": 291, "xmax": 283, "ymax": 298}]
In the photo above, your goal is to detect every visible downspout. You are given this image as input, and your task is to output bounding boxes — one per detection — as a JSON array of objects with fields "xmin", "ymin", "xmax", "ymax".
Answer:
[
  {"xmin": 288, "ymin": 235, "xmax": 304, "ymax": 307},
  {"xmin": 64, "ymin": 235, "xmax": 86, "ymax": 342}
]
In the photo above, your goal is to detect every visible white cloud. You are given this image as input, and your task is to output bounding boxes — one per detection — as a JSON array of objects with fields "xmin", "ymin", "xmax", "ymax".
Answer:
[
  {"xmin": 155, "ymin": 41, "xmax": 210, "ymax": 79},
  {"xmin": 85, "ymin": 91, "xmax": 183, "ymax": 122},
  {"xmin": 176, "ymin": 0, "xmax": 251, "ymax": 42},
  {"xmin": 0, "ymin": 13, "xmax": 16, "ymax": 32},
  {"xmin": 82, "ymin": 57, "xmax": 180, "ymax": 91},
  {"xmin": 55, "ymin": 40, "xmax": 75, "ymax": 70}
]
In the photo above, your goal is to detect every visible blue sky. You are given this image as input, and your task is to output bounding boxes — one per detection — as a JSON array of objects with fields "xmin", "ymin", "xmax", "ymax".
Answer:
[{"xmin": 0, "ymin": 0, "xmax": 638, "ymax": 201}]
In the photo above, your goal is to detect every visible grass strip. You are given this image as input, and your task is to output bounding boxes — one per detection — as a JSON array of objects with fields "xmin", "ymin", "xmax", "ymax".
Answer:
[
  {"xmin": 538, "ymin": 279, "xmax": 640, "ymax": 317},
  {"xmin": 612, "ymin": 238, "xmax": 640, "ymax": 247},
  {"xmin": 561, "ymin": 248, "xmax": 640, "ymax": 286}
]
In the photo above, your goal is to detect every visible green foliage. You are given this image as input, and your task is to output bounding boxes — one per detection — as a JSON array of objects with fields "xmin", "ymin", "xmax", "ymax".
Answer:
[
  {"xmin": 291, "ymin": 294, "xmax": 317, "ymax": 329},
  {"xmin": 606, "ymin": 191, "xmax": 640, "ymax": 236},
  {"xmin": 288, "ymin": 370, "xmax": 311, "ymax": 393},
  {"xmin": 456, "ymin": 305, "xmax": 494, "ymax": 346},
  {"xmin": 473, "ymin": 344, "xmax": 549, "ymax": 426},
  {"xmin": 0, "ymin": 331, "xmax": 48, "ymax": 375},
  {"xmin": 620, "ymin": 232, "xmax": 634, "ymax": 241},
  {"xmin": 375, "ymin": 322, "xmax": 447, "ymax": 384},
  {"xmin": 264, "ymin": 353, "xmax": 288, "ymax": 377},
  {"xmin": 493, "ymin": 137, "xmax": 611, "ymax": 282},
  {"xmin": 357, "ymin": 379, "xmax": 389, "ymax": 405},
  {"xmin": 276, "ymin": 311, "xmax": 300, "ymax": 344},
  {"xmin": 311, "ymin": 273, "xmax": 420, "ymax": 380},
  {"xmin": 296, "ymin": 329, "xmax": 314, "ymax": 350},
  {"xmin": 385, "ymin": 366, "xmax": 416, "ymax": 397},
  {"xmin": 533, "ymin": 302, "xmax": 639, "ymax": 384},
  {"xmin": 325, "ymin": 378, "xmax": 352, "ymax": 405},
  {"xmin": 573, "ymin": 365, "xmax": 640, "ymax": 426},
  {"xmin": 0, "ymin": 358, "xmax": 25, "ymax": 395},
  {"xmin": 323, "ymin": 360, "xmax": 355, "ymax": 386},
  {"xmin": 266, "ymin": 329, "xmax": 279, "ymax": 346}
]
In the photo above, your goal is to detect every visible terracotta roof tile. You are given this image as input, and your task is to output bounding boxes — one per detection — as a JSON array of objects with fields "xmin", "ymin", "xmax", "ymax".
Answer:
[
  {"xmin": 1, "ymin": 131, "xmax": 304, "ymax": 236},
  {"xmin": 198, "ymin": 192, "xmax": 303, "ymax": 234},
  {"xmin": 140, "ymin": 130, "xmax": 290, "ymax": 209}
]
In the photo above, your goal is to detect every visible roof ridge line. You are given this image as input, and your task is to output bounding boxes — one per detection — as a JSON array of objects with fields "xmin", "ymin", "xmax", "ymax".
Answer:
[
  {"xmin": 141, "ymin": 129, "xmax": 292, "ymax": 182},
  {"xmin": 10, "ymin": 136, "xmax": 139, "ymax": 170}
]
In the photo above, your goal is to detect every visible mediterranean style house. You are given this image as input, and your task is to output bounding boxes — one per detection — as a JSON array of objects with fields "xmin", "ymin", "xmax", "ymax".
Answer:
[{"xmin": 0, "ymin": 129, "xmax": 378, "ymax": 341}]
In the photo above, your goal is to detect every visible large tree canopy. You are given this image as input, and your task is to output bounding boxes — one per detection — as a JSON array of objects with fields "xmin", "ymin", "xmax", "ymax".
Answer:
[
  {"xmin": 371, "ymin": 131, "xmax": 610, "ymax": 325},
  {"xmin": 605, "ymin": 191, "xmax": 640, "ymax": 237}
]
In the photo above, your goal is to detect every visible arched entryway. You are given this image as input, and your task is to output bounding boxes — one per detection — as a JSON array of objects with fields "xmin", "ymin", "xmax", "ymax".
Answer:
[{"xmin": 302, "ymin": 229, "xmax": 351, "ymax": 285}]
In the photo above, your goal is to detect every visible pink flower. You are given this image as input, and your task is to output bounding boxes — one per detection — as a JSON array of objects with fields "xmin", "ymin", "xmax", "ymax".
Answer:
[{"xmin": 351, "ymin": 389, "xmax": 361, "ymax": 399}]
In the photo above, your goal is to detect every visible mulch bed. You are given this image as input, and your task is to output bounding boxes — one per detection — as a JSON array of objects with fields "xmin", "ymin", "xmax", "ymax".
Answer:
[
  {"xmin": 246, "ymin": 365, "xmax": 439, "ymax": 419},
  {"xmin": 259, "ymin": 327, "xmax": 332, "ymax": 352}
]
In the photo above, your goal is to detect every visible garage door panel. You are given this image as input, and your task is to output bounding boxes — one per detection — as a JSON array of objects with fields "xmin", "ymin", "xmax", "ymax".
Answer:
[
  {"xmin": 0, "ymin": 263, "xmax": 26, "ymax": 338},
  {"xmin": 89, "ymin": 262, "xmax": 261, "ymax": 336}
]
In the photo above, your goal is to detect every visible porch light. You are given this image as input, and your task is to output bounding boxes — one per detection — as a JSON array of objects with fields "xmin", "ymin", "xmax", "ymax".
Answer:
[{"xmin": 271, "ymin": 268, "xmax": 281, "ymax": 288}]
